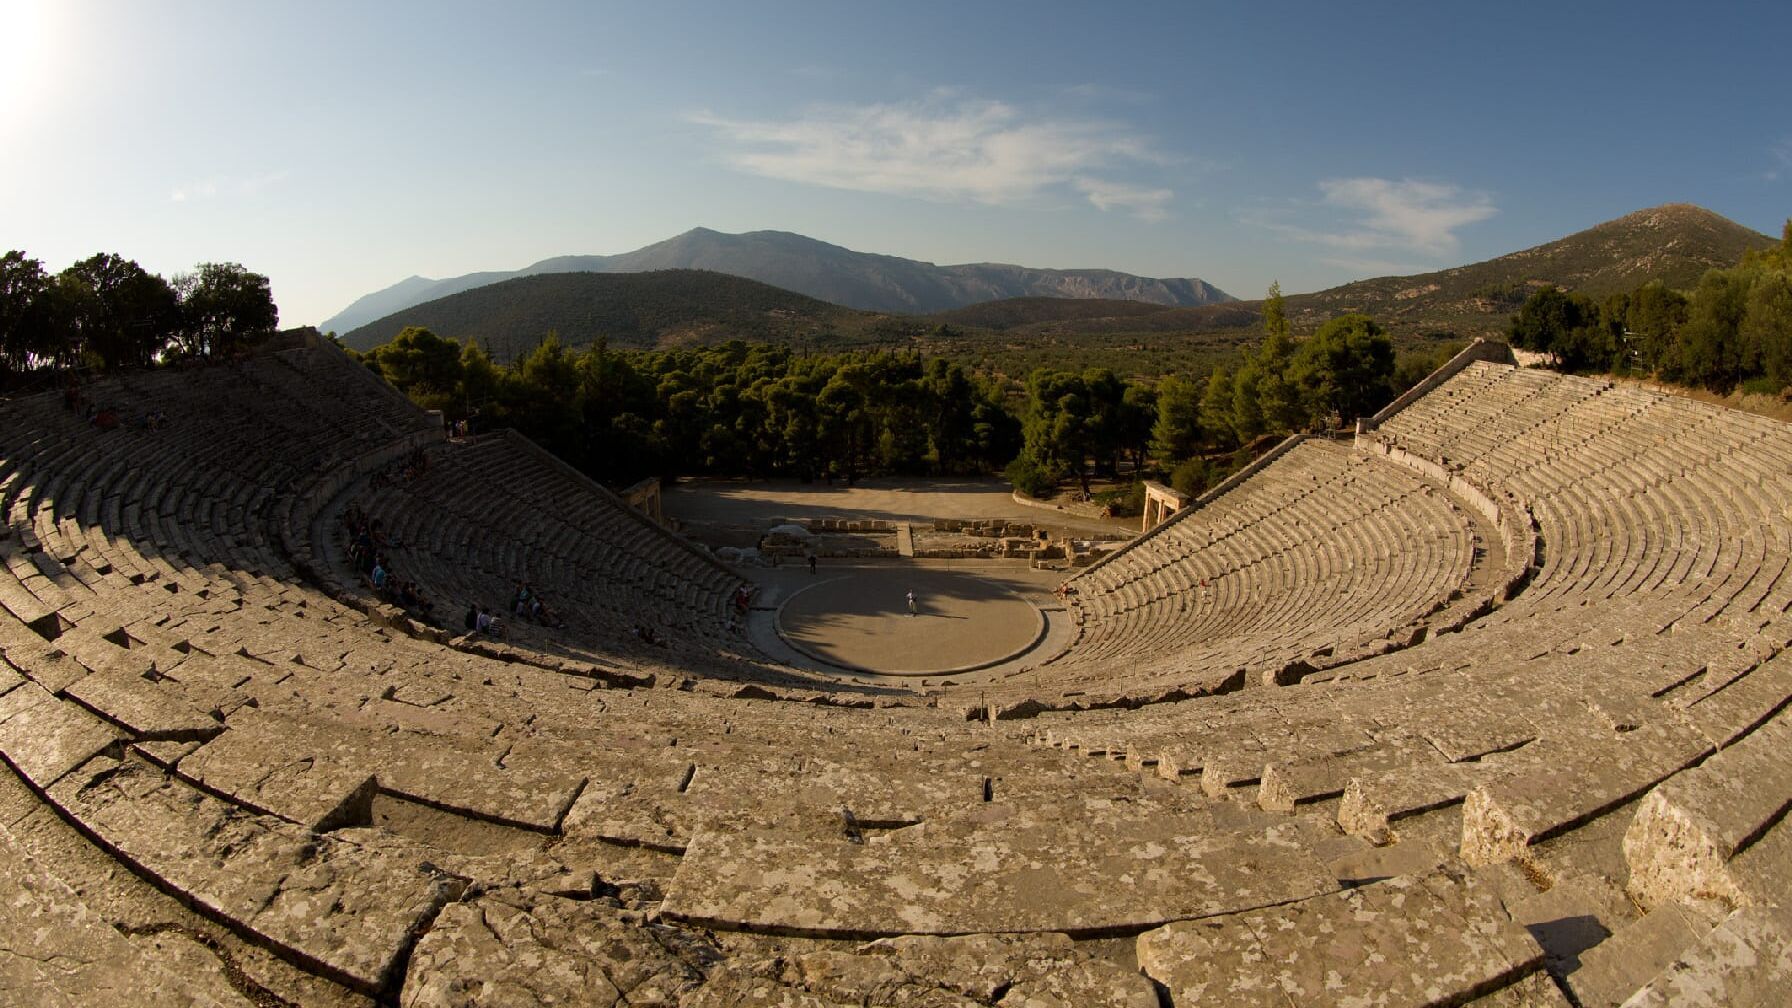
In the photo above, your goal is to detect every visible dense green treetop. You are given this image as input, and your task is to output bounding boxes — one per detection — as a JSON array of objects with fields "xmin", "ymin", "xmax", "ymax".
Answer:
[
  {"xmin": 1509, "ymin": 218, "xmax": 1792, "ymax": 393},
  {"xmin": 0, "ymin": 249, "xmax": 277, "ymax": 376}
]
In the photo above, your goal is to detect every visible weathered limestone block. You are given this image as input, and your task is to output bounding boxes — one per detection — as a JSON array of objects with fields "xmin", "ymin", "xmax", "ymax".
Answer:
[
  {"xmin": 1722, "ymin": 800, "xmax": 1792, "ymax": 916},
  {"xmin": 194, "ymin": 707, "xmax": 584, "ymax": 833},
  {"xmin": 1623, "ymin": 710, "xmax": 1792, "ymax": 909},
  {"xmin": 0, "ymin": 824, "xmax": 254, "ymax": 1008},
  {"xmin": 1201, "ymin": 720, "xmax": 1373, "ymax": 797},
  {"xmin": 0, "ymin": 683, "xmax": 121, "ymax": 786},
  {"xmin": 783, "ymin": 932, "xmax": 1158, "ymax": 1008},
  {"xmin": 1417, "ymin": 704, "xmax": 1537, "ymax": 762},
  {"xmin": 63, "ymin": 667, "xmax": 221, "ymax": 740},
  {"xmin": 1340, "ymin": 760, "xmax": 1503, "ymax": 838},
  {"xmin": 45, "ymin": 754, "xmax": 461, "ymax": 997},
  {"xmin": 1259, "ymin": 735, "xmax": 1442, "ymax": 813},
  {"xmin": 0, "ymin": 638, "xmax": 90, "ymax": 693},
  {"xmin": 1619, "ymin": 906, "xmax": 1792, "ymax": 1007},
  {"xmin": 399, "ymin": 888, "xmax": 706, "ymax": 1007},
  {"xmin": 662, "ymin": 800, "xmax": 1335, "ymax": 937},
  {"xmin": 1677, "ymin": 649, "xmax": 1792, "ymax": 748},
  {"xmin": 552, "ymin": 747, "xmax": 700, "ymax": 851},
  {"xmin": 681, "ymin": 753, "xmax": 982, "ymax": 828},
  {"xmin": 177, "ymin": 717, "xmax": 376, "ymax": 831},
  {"xmin": 1567, "ymin": 902, "xmax": 1712, "ymax": 1008},
  {"xmin": 380, "ymin": 742, "xmax": 584, "ymax": 833},
  {"xmin": 1137, "ymin": 867, "xmax": 1545, "ymax": 1007},
  {"xmin": 1461, "ymin": 720, "xmax": 1710, "ymax": 866}
]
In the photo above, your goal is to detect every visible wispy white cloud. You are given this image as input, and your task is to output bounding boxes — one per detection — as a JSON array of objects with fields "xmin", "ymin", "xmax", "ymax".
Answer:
[
  {"xmin": 690, "ymin": 96, "xmax": 1174, "ymax": 219},
  {"xmin": 1766, "ymin": 138, "xmax": 1792, "ymax": 182},
  {"xmin": 1074, "ymin": 177, "xmax": 1173, "ymax": 221},
  {"xmin": 1247, "ymin": 177, "xmax": 1494, "ymax": 257},
  {"xmin": 1315, "ymin": 178, "xmax": 1495, "ymax": 254},
  {"xmin": 170, "ymin": 170, "xmax": 290, "ymax": 203}
]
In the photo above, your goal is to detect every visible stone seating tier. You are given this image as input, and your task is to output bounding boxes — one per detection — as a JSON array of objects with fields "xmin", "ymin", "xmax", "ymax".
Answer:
[{"xmin": 1, "ymin": 348, "xmax": 1790, "ymax": 1004}]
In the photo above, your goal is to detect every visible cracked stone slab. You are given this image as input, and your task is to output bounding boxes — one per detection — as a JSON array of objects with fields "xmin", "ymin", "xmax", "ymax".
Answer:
[
  {"xmin": 1461, "ymin": 720, "xmax": 1711, "ymax": 866},
  {"xmin": 1677, "ymin": 650, "xmax": 1792, "ymax": 748},
  {"xmin": 194, "ymin": 707, "xmax": 583, "ymax": 833},
  {"xmin": 0, "ymin": 823, "xmax": 254, "ymax": 1008},
  {"xmin": 682, "ymin": 931, "xmax": 1156, "ymax": 1008},
  {"xmin": 44, "ymin": 753, "xmax": 461, "ymax": 997},
  {"xmin": 662, "ymin": 799, "xmax": 1335, "ymax": 937},
  {"xmin": 1619, "ymin": 905, "xmax": 1792, "ymax": 1007},
  {"xmin": 1340, "ymin": 759, "xmax": 1508, "ymax": 838},
  {"xmin": 63, "ymin": 668, "xmax": 221, "ymax": 740},
  {"xmin": 1137, "ymin": 866, "xmax": 1545, "ymax": 1007},
  {"xmin": 1623, "ymin": 707, "xmax": 1792, "ymax": 909},
  {"xmin": 0, "ymin": 683, "xmax": 122, "ymax": 786},
  {"xmin": 1567, "ymin": 902, "xmax": 1711, "ymax": 1008},
  {"xmin": 176, "ymin": 715, "xmax": 377, "ymax": 832},
  {"xmin": 0, "ymin": 639, "xmax": 90, "ymax": 693},
  {"xmin": 1259, "ymin": 734, "xmax": 1444, "ymax": 812},
  {"xmin": 399, "ymin": 887, "xmax": 708, "ymax": 1007}
]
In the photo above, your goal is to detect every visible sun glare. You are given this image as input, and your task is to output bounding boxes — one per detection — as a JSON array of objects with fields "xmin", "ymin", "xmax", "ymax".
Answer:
[{"xmin": 0, "ymin": 0, "xmax": 55, "ymax": 130}]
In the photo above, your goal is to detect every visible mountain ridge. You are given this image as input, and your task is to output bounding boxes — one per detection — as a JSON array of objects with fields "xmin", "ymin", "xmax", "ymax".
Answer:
[
  {"xmin": 1269, "ymin": 203, "xmax": 1775, "ymax": 337},
  {"xmin": 320, "ymin": 228, "xmax": 1233, "ymax": 332},
  {"xmin": 338, "ymin": 269, "xmax": 890, "ymax": 357},
  {"xmin": 336, "ymin": 204, "xmax": 1777, "ymax": 366}
]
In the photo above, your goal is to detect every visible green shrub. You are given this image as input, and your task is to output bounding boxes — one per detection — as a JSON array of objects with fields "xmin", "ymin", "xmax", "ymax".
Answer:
[
  {"xmin": 1004, "ymin": 455, "xmax": 1058, "ymax": 499},
  {"xmin": 1094, "ymin": 481, "xmax": 1146, "ymax": 517},
  {"xmin": 1170, "ymin": 457, "xmax": 1212, "ymax": 498}
]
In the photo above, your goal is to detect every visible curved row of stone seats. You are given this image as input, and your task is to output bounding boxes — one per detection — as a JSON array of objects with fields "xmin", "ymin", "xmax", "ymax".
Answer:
[
  {"xmin": 1036, "ymin": 438, "xmax": 1486, "ymax": 702},
  {"xmin": 1371, "ymin": 363, "xmax": 1792, "ymax": 634},
  {"xmin": 9, "ymin": 569, "xmax": 1415, "ymax": 1002},
  {"xmin": 313, "ymin": 430, "xmax": 770, "ymax": 676},
  {"xmin": 989, "ymin": 349, "xmax": 1792, "ymax": 1003},
  {"xmin": 0, "ymin": 353, "xmax": 439, "ymax": 637},
  {"xmin": 0, "ymin": 344, "xmax": 1644, "ymax": 1005}
]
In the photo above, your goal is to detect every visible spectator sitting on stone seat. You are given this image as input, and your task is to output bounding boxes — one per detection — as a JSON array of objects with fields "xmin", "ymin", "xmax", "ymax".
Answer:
[
  {"xmin": 534, "ymin": 596, "xmax": 566, "ymax": 629},
  {"xmin": 475, "ymin": 606, "xmax": 506, "ymax": 640}
]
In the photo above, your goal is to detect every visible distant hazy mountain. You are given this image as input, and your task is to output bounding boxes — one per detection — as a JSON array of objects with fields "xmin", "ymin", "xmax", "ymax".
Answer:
[
  {"xmin": 320, "ymin": 228, "xmax": 1233, "ymax": 332},
  {"xmin": 1276, "ymin": 203, "xmax": 1776, "ymax": 337},
  {"xmin": 339, "ymin": 269, "xmax": 884, "ymax": 357}
]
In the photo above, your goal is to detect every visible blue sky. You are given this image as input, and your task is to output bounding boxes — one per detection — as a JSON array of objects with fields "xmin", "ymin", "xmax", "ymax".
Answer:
[{"xmin": 3, "ymin": 0, "xmax": 1788, "ymax": 327}]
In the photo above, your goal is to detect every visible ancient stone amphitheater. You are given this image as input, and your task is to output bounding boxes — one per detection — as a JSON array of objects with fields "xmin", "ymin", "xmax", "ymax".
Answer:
[{"xmin": 1, "ymin": 337, "xmax": 1786, "ymax": 1006}]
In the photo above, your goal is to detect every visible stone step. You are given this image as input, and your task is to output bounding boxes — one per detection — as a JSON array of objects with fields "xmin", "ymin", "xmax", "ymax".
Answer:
[
  {"xmin": 1623, "ymin": 704, "xmax": 1792, "ymax": 909},
  {"xmin": 1136, "ymin": 866, "xmax": 1547, "ymax": 1007},
  {"xmin": 661, "ymin": 800, "xmax": 1337, "ymax": 938},
  {"xmin": 1618, "ymin": 905, "xmax": 1792, "ymax": 1007}
]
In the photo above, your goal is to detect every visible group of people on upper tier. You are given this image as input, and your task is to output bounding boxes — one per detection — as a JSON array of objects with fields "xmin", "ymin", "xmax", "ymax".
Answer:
[
  {"xmin": 342, "ymin": 503, "xmax": 433, "ymax": 618},
  {"xmin": 510, "ymin": 580, "xmax": 566, "ymax": 628}
]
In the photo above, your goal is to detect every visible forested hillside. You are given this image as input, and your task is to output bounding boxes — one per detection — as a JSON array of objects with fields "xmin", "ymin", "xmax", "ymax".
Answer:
[
  {"xmin": 353, "ymin": 282, "xmax": 1418, "ymax": 508},
  {"xmin": 1508, "ymin": 219, "xmax": 1792, "ymax": 391},
  {"xmin": 339, "ymin": 269, "xmax": 905, "ymax": 357},
  {"xmin": 1273, "ymin": 204, "xmax": 1775, "ymax": 338}
]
